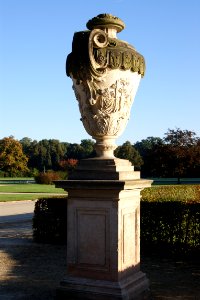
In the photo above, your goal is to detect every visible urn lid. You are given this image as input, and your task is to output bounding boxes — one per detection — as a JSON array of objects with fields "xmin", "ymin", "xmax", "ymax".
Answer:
[
  {"xmin": 86, "ymin": 13, "xmax": 125, "ymax": 33},
  {"xmin": 67, "ymin": 14, "xmax": 145, "ymax": 79}
]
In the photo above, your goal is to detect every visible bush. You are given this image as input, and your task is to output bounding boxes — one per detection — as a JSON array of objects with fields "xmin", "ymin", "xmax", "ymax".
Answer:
[
  {"xmin": 32, "ymin": 186, "xmax": 200, "ymax": 258},
  {"xmin": 33, "ymin": 197, "xmax": 67, "ymax": 244},
  {"xmin": 141, "ymin": 185, "xmax": 200, "ymax": 259},
  {"xmin": 27, "ymin": 168, "xmax": 39, "ymax": 177},
  {"xmin": 141, "ymin": 185, "xmax": 200, "ymax": 203},
  {"xmin": 34, "ymin": 171, "xmax": 61, "ymax": 184}
]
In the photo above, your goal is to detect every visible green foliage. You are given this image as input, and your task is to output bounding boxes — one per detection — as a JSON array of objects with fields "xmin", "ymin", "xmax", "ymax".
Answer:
[
  {"xmin": 141, "ymin": 185, "xmax": 200, "ymax": 203},
  {"xmin": 20, "ymin": 138, "xmax": 95, "ymax": 173},
  {"xmin": 164, "ymin": 128, "xmax": 197, "ymax": 147},
  {"xmin": 34, "ymin": 171, "xmax": 62, "ymax": 184},
  {"xmin": 0, "ymin": 194, "xmax": 42, "ymax": 202},
  {"xmin": 115, "ymin": 141, "xmax": 143, "ymax": 170},
  {"xmin": 0, "ymin": 183, "xmax": 66, "ymax": 194},
  {"xmin": 134, "ymin": 128, "xmax": 200, "ymax": 178},
  {"xmin": 33, "ymin": 197, "xmax": 68, "ymax": 244},
  {"xmin": 66, "ymin": 139, "xmax": 95, "ymax": 159},
  {"xmin": 141, "ymin": 185, "xmax": 200, "ymax": 258},
  {"xmin": 134, "ymin": 137, "xmax": 165, "ymax": 177},
  {"xmin": 32, "ymin": 186, "xmax": 200, "ymax": 258},
  {"xmin": 4, "ymin": 128, "xmax": 200, "ymax": 178},
  {"xmin": 28, "ymin": 168, "xmax": 39, "ymax": 177}
]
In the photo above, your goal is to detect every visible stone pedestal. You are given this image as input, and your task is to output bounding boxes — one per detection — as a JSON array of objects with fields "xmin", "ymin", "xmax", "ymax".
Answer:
[
  {"xmin": 57, "ymin": 12, "xmax": 150, "ymax": 300},
  {"xmin": 55, "ymin": 160, "xmax": 152, "ymax": 299}
]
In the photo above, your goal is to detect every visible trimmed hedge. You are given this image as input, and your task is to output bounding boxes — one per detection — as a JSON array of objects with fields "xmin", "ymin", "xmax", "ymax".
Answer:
[
  {"xmin": 33, "ymin": 197, "xmax": 68, "ymax": 244},
  {"xmin": 32, "ymin": 185, "xmax": 200, "ymax": 258},
  {"xmin": 141, "ymin": 185, "xmax": 200, "ymax": 203},
  {"xmin": 141, "ymin": 185, "xmax": 200, "ymax": 258}
]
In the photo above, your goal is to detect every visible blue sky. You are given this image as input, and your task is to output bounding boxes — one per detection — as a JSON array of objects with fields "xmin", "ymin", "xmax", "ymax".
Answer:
[{"xmin": 1, "ymin": 0, "xmax": 200, "ymax": 145}]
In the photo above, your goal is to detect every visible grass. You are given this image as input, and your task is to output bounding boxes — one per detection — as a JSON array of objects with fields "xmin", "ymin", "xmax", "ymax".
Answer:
[
  {"xmin": 141, "ymin": 184, "xmax": 200, "ymax": 203},
  {"xmin": 0, "ymin": 194, "xmax": 52, "ymax": 202},
  {"xmin": 0, "ymin": 177, "xmax": 34, "ymax": 180},
  {"xmin": 0, "ymin": 183, "xmax": 67, "ymax": 202},
  {"xmin": 0, "ymin": 184, "xmax": 66, "ymax": 194}
]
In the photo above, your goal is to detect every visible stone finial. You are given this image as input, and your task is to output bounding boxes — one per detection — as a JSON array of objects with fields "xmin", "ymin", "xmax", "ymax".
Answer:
[{"xmin": 86, "ymin": 13, "xmax": 125, "ymax": 33}]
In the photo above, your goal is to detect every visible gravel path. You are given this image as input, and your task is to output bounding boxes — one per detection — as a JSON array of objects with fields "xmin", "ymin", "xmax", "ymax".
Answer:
[{"xmin": 0, "ymin": 221, "xmax": 199, "ymax": 300}]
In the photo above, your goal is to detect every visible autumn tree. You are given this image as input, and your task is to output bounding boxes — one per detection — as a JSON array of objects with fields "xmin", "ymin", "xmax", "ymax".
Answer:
[
  {"xmin": 59, "ymin": 158, "xmax": 78, "ymax": 172},
  {"xmin": 0, "ymin": 137, "xmax": 29, "ymax": 176}
]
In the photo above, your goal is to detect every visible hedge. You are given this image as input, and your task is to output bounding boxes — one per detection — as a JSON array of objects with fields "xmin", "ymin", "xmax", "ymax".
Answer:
[
  {"xmin": 141, "ymin": 185, "xmax": 200, "ymax": 258},
  {"xmin": 32, "ymin": 185, "xmax": 200, "ymax": 258},
  {"xmin": 141, "ymin": 185, "xmax": 200, "ymax": 203},
  {"xmin": 33, "ymin": 197, "xmax": 68, "ymax": 244}
]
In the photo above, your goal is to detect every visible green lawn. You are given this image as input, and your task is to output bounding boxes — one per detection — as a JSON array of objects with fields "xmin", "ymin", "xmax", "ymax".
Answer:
[
  {"xmin": 0, "ymin": 184, "xmax": 66, "ymax": 194},
  {"xmin": 0, "ymin": 183, "xmax": 67, "ymax": 202},
  {"xmin": 0, "ymin": 194, "xmax": 53, "ymax": 202},
  {"xmin": 0, "ymin": 177, "xmax": 34, "ymax": 180}
]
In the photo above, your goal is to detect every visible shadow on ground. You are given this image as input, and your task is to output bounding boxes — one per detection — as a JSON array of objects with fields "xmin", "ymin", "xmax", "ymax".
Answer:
[
  {"xmin": 0, "ymin": 221, "xmax": 67, "ymax": 300},
  {"xmin": 0, "ymin": 221, "xmax": 199, "ymax": 300}
]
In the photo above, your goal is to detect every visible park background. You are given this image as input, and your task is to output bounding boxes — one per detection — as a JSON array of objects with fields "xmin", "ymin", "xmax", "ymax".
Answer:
[
  {"xmin": 1, "ymin": 0, "xmax": 200, "ymax": 145},
  {"xmin": 0, "ymin": 3, "xmax": 199, "ymax": 299}
]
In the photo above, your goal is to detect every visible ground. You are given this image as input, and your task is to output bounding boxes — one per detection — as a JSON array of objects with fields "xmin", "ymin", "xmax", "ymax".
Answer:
[{"xmin": 0, "ymin": 221, "xmax": 199, "ymax": 300}]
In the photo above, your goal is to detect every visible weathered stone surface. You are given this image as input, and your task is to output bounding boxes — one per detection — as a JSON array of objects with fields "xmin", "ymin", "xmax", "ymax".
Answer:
[
  {"xmin": 59, "ymin": 12, "xmax": 150, "ymax": 300},
  {"xmin": 68, "ymin": 158, "xmax": 140, "ymax": 180},
  {"xmin": 57, "ymin": 272, "xmax": 150, "ymax": 299},
  {"xmin": 66, "ymin": 13, "xmax": 145, "ymax": 158},
  {"xmin": 55, "ymin": 178, "xmax": 152, "ymax": 299}
]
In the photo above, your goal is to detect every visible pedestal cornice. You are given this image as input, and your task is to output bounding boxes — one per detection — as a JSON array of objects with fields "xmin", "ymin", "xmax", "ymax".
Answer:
[{"xmin": 55, "ymin": 179, "xmax": 152, "ymax": 191}]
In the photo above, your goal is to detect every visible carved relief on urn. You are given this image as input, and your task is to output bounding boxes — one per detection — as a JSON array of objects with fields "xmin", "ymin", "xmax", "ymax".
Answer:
[{"xmin": 66, "ymin": 14, "xmax": 145, "ymax": 158}]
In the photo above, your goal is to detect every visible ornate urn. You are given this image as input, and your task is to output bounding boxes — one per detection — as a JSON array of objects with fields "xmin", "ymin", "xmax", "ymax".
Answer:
[{"xmin": 66, "ymin": 14, "xmax": 145, "ymax": 158}]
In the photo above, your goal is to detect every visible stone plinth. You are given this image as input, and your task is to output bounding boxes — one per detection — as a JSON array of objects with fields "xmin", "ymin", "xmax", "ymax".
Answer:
[
  {"xmin": 69, "ymin": 158, "xmax": 140, "ymax": 180},
  {"xmin": 55, "ymin": 173, "xmax": 152, "ymax": 300}
]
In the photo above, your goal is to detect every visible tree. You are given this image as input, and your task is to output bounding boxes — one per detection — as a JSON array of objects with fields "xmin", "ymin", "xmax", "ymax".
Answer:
[
  {"xmin": 80, "ymin": 139, "xmax": 95, "ymax": 158},
  {"xmin": 188, "ymin": 139, "xmax": 200, "ymax": 177},
  {"xmin": 65, "ymin": 140, "xmax": 95, "ymax": 160},
  {"xmin": 163, "ymin": 128, "xmax": 199, "ymax": 180},
  {"xmin": 134, "ymin": 137, "xmax": 164, "ymax": 177},
  {"xmin": 0, "ymin": 137, "xmax": 29, "ymax": 176},
  {"xmin": 66, "ymin": 143, "xmax": 84, "ymax": 160},
  {"xmin": 24, "ymin": 139, "xmax": 68, "ymax": 172},
  {"xmin": 59, "ymin": 158, "xmax": 78, "ymax": 172},
  {"xmin": 164, "ymin": 128, "xmax": 197, "ymax": 147},
  {"xmin": 115, "ymin": 141, "xmax": 143, "ymax": 170}
]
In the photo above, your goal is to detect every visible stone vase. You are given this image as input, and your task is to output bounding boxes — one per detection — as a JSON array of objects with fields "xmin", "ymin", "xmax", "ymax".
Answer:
[
  {"xmin": 55, "ymin": 14, "xmax": 152, "ymax": 300},
  {"xmin": 66, "ymin": 14, "xmax": 145, "ymax": 158}
]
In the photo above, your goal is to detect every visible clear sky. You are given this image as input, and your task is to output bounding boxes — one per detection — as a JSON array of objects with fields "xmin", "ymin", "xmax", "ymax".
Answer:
[{"xmin": 1, "ymin": 0, "xmax": 200, "ymax": 145}]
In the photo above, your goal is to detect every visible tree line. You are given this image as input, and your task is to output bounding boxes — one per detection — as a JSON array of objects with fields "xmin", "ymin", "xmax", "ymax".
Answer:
[{"xmin": 0, "ymin": 128, "xmax": 200, "ymax": 178}]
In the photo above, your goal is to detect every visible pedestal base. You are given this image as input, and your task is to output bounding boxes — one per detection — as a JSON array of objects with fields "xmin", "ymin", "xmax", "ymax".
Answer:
[
  {"xmin": 57, "ymin": 272, "xmax": 150, "ymax": 300},
  {"xmin": 55, "ymin": 167, "xmax": 152, "ymax": 300}
]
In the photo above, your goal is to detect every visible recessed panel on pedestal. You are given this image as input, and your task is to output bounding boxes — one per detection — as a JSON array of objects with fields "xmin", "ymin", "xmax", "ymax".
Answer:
[{"xmin": 75, "ymin": 208, "xmax": 110, "ymax": 271}]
